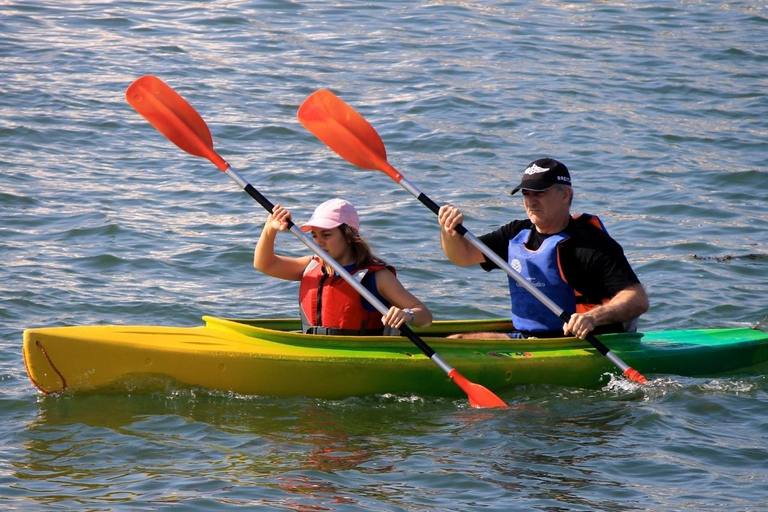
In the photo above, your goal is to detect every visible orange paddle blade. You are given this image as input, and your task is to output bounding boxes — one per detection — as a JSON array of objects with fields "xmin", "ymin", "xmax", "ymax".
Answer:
[
  {"xmin": 298, "ymin": 90, "xmax": 402, "ymax": 181},
  {"xmin": 623, "ymin": 368, "xmax": 648, "ymax": 384},
  {"xmin": 448, "ymin": 369, "xmax": 507, "ymax": 408},
  {"xmin": 126, "ymin": 75, "xmax": 229, "ymax": 171}
]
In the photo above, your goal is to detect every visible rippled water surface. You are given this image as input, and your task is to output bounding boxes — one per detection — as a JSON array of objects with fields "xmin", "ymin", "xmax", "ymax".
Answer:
[{"xmin": 2, "ymin": 1, "xmax": 767, "ymax": 510}]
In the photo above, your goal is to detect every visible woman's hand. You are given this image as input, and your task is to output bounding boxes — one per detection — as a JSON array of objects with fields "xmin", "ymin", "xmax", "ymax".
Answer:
[
  {"xmin": 381, "ymin": 306, "xmax": 415, "ymax": 329},
  {"xmin": 268, "ymin": 204, "xmax": 292, "ymax": 232}
]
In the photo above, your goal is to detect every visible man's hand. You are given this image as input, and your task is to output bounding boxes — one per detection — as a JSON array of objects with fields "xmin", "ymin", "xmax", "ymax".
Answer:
[
  {"xmin": 564, "ymin": 313, "xmax": 597, "ymax": 339},
  {"xmin": 437, "ymin": 205, "xmax": 464, "ymax": 236}
]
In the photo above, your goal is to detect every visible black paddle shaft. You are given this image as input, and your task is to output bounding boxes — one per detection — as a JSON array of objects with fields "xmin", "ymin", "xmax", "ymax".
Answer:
[{"xmin": 417, "ymin": 193, "xmax": 468, "ymax": 236}]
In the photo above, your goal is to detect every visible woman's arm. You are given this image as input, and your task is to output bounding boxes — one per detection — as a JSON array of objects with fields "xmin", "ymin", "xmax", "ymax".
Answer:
[
  {"xmin": 253, "ymin": 204, "xmax": 311, "ymax": 281},
  {"xmin": 375, "ymin": 268, "xmax": 433, "ymax": 328}
]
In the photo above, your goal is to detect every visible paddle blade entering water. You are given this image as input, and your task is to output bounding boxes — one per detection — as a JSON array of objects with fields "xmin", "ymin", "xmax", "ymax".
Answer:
[
  {"xmin": 448, "ymin": 369, "xmax": 507, "ymax": 408},
  {"xmin": 623, "ymin": 368, "xmax": 649, "ymax": 384},
  {"xmin": 298, "ymin": 90, "xmax": 401, "ymax": 179},
  {"xmin": 126, "ymin": 75, "xmax": 229, "ymax": 171}
]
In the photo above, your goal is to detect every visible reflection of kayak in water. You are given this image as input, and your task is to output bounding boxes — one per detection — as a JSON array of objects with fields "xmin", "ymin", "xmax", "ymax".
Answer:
[{"xmin": 23, "ymin": 316, "xmax": 768, "ymax": 398}]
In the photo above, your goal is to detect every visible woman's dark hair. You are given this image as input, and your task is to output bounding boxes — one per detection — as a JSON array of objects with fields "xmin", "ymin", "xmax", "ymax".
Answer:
[{"xmin": 340, "ymin": 224, "xmax": 386, "ymax": 268}]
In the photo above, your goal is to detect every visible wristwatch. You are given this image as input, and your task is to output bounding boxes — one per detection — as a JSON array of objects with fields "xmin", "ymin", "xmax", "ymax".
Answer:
[{"xmin": 403, "ymin": 308, "xmax": 416, "ymax": 324}]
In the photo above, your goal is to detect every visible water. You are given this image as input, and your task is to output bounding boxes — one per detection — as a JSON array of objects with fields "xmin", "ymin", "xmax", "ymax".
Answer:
[{"xmin": 2, "ymin": 1, "xmax": 767, "ymax": 510}]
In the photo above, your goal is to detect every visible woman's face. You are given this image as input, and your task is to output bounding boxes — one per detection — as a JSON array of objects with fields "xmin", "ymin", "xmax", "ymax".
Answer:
[{"xmin": 310, "ymin": 227, "xmax": 353, "ymax": 264}]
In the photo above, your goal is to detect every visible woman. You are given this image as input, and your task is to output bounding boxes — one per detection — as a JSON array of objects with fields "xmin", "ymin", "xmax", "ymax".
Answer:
[{"xmin": 254, "ymin": 198, "xmax": 432, "ymax": 335}]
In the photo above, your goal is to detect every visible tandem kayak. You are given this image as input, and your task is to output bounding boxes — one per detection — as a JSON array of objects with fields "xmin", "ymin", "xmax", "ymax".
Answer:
[{"xmin": 23, "ymin": 317, "xmax": 768, "ymax": 399}]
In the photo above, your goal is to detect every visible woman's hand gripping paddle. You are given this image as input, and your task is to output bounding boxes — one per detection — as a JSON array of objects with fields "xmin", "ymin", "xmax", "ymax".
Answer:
[
  {"xmin": 125, "ymin": 75, "xmax": 507, "ymax": 408},
  {"xmin": 297, "ymin": 89, "xmax": 648, "ymax": 385}
]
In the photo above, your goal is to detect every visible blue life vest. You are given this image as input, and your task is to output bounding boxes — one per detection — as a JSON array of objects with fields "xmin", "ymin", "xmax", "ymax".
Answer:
[
  {"xmin": 507, "ymin": 214, "xmax": 611, "ymax": 334},
  {"xmin": 507, "ymin": 230, "xmax": 574, "ymax": 333}
]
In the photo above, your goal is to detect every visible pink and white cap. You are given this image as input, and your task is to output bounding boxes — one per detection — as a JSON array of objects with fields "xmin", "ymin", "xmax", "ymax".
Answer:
[{"xmin": 301, "ymin": 198, "xmax": 360, "ymax": 232}]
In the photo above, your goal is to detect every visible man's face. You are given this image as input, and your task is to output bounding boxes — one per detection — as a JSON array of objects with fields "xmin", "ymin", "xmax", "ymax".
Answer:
[{"xmin": 521, "ymin": 186, "xmax": 571, "ymax": 228}]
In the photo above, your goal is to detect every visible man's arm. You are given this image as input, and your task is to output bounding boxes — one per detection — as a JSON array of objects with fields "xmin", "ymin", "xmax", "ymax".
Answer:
[
  {"xmin": 437, "ymin": 205, "xmax": 486, "ymax": 266},
  {"xmin": 564, "ymin": 282, "xmax": 649, "ymax": 339}
]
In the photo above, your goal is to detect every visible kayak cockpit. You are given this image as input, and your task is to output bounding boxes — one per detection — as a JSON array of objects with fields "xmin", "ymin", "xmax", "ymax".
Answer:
[{"xmin": 204, "ymin": 316, "xmax": 644, "ymax": 351}]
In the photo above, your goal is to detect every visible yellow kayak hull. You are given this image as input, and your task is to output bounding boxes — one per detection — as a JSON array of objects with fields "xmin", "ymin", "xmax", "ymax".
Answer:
[{"xmin": 22, "ymin": 317, "xmax": 768, "ymax": 398}]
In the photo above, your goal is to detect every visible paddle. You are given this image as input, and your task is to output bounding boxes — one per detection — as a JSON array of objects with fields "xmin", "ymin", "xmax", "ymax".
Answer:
[
  {"xmin": 297, "ymin": 89, "xmax": 648, "ymax": 385},
  {"xmin": 125, "ymin": 75, "xmax": 507, "ymax": 408}
]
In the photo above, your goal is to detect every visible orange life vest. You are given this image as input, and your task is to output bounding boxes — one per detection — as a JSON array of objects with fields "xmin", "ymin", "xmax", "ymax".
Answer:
[{"xmin": 299, "ymin": 257, "xmax": 395, "ymax": 335}]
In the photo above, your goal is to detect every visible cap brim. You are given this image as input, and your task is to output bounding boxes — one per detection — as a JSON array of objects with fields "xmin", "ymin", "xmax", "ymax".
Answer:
[
  {"xmin": 510, "ymin": 181, "xmax": 558, "ymax": 195},
  {"xmin": 300, "ymin": 220, "xmax": 343, "ymax": 232}
]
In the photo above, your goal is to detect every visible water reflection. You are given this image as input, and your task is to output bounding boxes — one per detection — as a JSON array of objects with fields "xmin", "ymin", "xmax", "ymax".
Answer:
[{"xmin": 18, "ymin": 393, "xmax": 452, "ymax": 509}]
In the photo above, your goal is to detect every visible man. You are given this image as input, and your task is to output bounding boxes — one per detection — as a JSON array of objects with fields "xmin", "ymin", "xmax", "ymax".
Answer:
[{"xmin": 438, "ymin": 158, "xmax": 649, "ymax": 339}]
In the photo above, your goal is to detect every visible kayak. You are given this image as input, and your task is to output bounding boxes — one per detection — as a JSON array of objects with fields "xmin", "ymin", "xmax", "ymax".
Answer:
[{"xmin": 23, "ymin": 317, "xmax": 768, "ymax": 399}]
